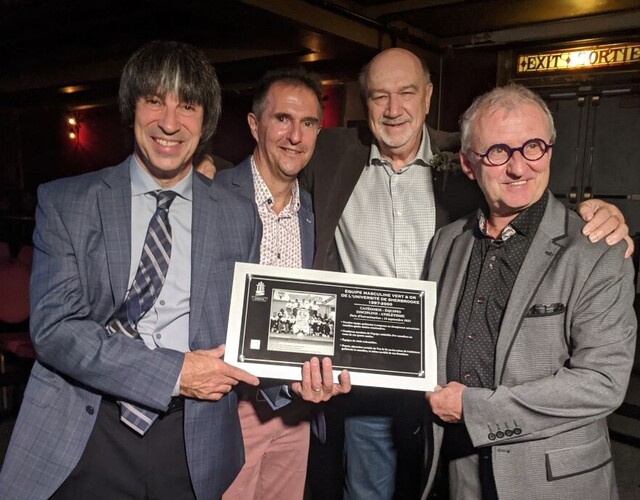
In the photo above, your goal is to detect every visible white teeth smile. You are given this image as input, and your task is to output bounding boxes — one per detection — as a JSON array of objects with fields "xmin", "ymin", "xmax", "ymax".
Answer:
[
  {"xmin": 510, "ymin": 180, "xmax": 527, "ymax": 186},
  {"xmin": 155, "ymin": 138, "xmax": 180, "ymax": 147}
]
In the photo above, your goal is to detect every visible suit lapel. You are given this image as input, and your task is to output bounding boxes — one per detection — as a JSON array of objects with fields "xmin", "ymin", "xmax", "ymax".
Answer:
[
  {"xmin": 299, "ymin": 196, "xmax": 315, "ymax": 268},
  {"xmin": 189, "ymin": 174, "xmax": 217, "ymax": 346},
  {"xmin": 436, "ymin": 229, "xmax": 474, "ymax": 384},
  {"xmin": 97, "ymin": 162, "xmax": 132, "ymax": 306},
  {"xmin": 230, "ymin": 158, "xmax": 256, "ymax": 200},
  {"xmin": 428, "ymin": 133, "xmax": 449, "ymax": 231},
  {"xmin": 325, "ymin": 140, "xmax": 369, "ymax": 234},
  {"xmin": 234, "ymin": 156, "xmax": 314, "ymax": 268},
  {"xmin": 494, "ymin": 195, "xmax": 568, "ymax": 383}
]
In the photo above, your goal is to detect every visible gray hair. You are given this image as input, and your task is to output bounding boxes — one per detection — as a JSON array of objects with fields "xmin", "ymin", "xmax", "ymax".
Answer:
[
  {"xmin": 460, "ymin": 83, "xmax": 556, "ymax": 155},
  {"xmin": 118, "ymin": 40, "xmax": 221, "ymax": 144},
  {"xmin": 358, "ymin": 53, "xmax": 431, "ymax": 99}
]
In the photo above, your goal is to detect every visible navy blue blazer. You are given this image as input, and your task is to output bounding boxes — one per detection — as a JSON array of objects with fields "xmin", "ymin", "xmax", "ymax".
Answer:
[
  {"xmin": 215, "ymin": 156, "xmax": 315, "ymax": 268},
  {"xmin": 216, "ymin": 156, "xmax": 316, "ymax": 409}
]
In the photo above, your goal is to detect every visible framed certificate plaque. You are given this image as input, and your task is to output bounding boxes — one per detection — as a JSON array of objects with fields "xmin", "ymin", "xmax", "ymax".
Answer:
[{"xmin": 224, "ymin": 263, "xmax": 437, "ymax": 391}]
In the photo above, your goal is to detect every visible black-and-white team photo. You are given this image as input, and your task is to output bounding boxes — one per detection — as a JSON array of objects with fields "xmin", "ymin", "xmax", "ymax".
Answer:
[{"xmin": 266, "ymin": 290, "xmax": 336, "ymax": 356}]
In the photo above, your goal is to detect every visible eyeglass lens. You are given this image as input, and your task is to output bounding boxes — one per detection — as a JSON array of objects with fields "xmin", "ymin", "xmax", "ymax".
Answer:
[{"xmin": 485, "ymin": 139, "xmax": 549, "ymax": 166}]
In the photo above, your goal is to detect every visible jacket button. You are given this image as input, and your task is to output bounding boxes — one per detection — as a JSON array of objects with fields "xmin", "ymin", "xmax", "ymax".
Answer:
[
  {"xmin": 513, "ymin": 428, "xmax": 522, "ymax": 435},
  {"xmin": 505, "ymin": 430, "xmax": 513, "ymax": 437},
  {"xmin": 86, "ymin": 406, "xmax": 95, "ymax": 415},
  {"xmin": 488, "ymin": 433, "xmax": 496, "ymax": 440},
  {"xmin": 496, "ymin": 431, "xmax": 504, "ymax": 439}
]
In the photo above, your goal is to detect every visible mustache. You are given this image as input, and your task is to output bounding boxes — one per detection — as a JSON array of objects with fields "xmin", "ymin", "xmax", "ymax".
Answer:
[{"xmin": 380, "ymin": 117, "xmax": 411, "ymax": 126}]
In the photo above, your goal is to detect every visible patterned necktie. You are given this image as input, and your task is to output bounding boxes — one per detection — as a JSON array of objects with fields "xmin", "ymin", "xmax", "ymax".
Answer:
[{"xmin": 107, "ymin": 190, "xmax": 178, "ymax": 434}]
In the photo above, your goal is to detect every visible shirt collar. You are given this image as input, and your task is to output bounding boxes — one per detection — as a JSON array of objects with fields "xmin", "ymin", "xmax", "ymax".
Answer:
[
  {"xmin": 476, "ymin": 190, "xmax": 549, "ymax": 241},
  {"xmin": 130, "ymin": 155, "xmax": 193, "ymax": 201},
  {"xmin": 368, "ymin": 124, "xmax": 433, "ymax": 170},
  {"xmin": 250, "ymin": 155, "xmax": 300, "ymax": 214}
]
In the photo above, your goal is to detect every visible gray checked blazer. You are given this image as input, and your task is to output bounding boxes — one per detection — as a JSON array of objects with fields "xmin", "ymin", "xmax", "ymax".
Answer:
[
  {"xmin": 422, "ymin": 192, "xmax": 637, "ymax": 500},
  {"xmin": 0, "ymin": 158, "xmax": 260, "ymax": 500}
]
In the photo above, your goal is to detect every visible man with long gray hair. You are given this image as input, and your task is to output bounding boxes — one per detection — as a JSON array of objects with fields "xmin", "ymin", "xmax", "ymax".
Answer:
[{"xmin": 0, "ymin": 40, "xmax": 261, "ymax": 500}]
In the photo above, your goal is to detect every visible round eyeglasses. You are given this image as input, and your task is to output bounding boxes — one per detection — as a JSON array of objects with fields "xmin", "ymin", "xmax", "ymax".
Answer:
[{"xmin": 474, "ymin": 138, "xmax": 554, "ymax": 166}]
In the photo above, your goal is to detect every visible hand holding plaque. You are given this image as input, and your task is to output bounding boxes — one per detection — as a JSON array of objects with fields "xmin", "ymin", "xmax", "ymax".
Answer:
[{"xmin": 290, "ymin": 356, "xmax": 351, "ymax": 402}]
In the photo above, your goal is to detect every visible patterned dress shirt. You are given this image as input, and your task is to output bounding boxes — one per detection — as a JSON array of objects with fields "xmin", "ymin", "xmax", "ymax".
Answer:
[
  {"xmin": 251, "ymin": 156, "xmax": 302, "ymax": 268},
  {"xmin": 335, "ymin": 125, "xmax": 436, "ymax": 280},
  {"xmin": 443, "ymin": 191, "xmax": 549, "ymax": 460}
]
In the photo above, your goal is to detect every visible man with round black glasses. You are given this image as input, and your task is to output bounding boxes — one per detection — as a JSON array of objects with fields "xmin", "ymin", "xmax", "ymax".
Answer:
[
  {"xmin": 423, "ymin": 83, "xmax": 636, "ymax": 500},
  {"xmin": 474, "ymin": 137, "xmax": 553, "ymax": 167}
]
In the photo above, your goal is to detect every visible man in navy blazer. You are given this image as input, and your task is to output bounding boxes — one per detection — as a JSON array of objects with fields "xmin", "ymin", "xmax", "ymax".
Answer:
[
  {"xmin": 216, "ymin": 67, "xmax": 350, "ymax": 500},
  {"xmin": 0, "ymin": 41, "xmax": 262, "ymax": 500}
]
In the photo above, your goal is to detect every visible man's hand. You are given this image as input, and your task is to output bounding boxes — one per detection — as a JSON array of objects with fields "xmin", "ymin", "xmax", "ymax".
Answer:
[
  {"xmin": 426, "ymin": 382, "xmax": 466, "ymax": 423},
  {"xmin": 290, "ymin": 357, "xmax": 351, "ymax": 403},
  {"xmin": 577, "ymin": 199, "xmax": 633, "ymax": 258},
  {"xmin": 179, "ymin": 344, "xmax": 259, "ymax": 400}
]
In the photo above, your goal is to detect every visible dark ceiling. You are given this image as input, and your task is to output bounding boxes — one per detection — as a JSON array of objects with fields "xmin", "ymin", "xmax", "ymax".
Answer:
[{"xmin": 2, "ymin": 0, "xmax": 639, "ymax": 106}]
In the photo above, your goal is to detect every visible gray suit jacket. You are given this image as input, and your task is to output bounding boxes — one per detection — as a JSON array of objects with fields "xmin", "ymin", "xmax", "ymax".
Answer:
[
  {"xmin": 0, "ymin": 158, "xmax": 260, "ymax": 500},
  {"xmin": 422, "ymin": 193, "xmax": 637, "ymax": 500}
]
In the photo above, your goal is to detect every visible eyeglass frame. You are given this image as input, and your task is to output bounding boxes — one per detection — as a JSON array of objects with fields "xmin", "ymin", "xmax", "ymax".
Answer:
[{"xmin": 473, "ymin": 138, "xmax": 554, "ymax": 167}]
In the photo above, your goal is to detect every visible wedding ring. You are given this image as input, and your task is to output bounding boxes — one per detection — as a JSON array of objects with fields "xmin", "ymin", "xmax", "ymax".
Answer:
[{"xmin": 312, "ymin": 387, "xmax": 321, "ymax": 392}]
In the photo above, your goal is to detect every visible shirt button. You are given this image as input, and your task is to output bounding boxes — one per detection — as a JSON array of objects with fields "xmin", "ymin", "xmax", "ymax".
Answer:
[
  {"xmin": 476, "ymin": 297, "xmax": 485, "ymax": 304},
  {"xmin": 489, "ymin": 255, "xmax": 497, "ymax": 261},
  {"xmin": 156, "ymin": 334, "xmax": 162, "ymax": 339},
  {"xmin": 159, "ymin": 300, "xmax": 165, "ymax": 306},
  {"xmin": 468, "ymin": 334, "xmax": 476, "ymax": 340},
  {"xmin": 86, "ymin": 406, "xmax": 95, "ymax": 415},
  {"xmin": 463, "ymin": 372, "xmax": 472, "ymax": 381},
  {"xmin": 488, "ymin": 263, "xmax": 494, "ymax": 270}
]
